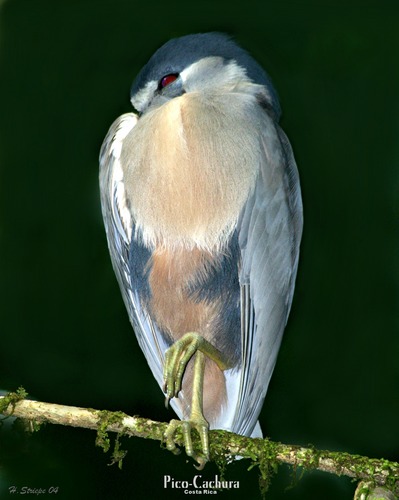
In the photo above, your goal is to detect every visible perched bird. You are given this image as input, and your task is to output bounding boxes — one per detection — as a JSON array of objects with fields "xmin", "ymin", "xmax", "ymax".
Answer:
[{"xmin": 99, "ymin": 32, "xmax": 303, "ymax": 467}]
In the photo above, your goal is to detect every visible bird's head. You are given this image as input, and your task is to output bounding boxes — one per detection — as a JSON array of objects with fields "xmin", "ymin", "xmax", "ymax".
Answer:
[{"xmin": 130, "ymin": 32, "xmax": 281, "ymax": 120}]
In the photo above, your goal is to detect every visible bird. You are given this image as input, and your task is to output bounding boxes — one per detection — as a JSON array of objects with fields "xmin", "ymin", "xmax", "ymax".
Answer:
[{"xmin": 99, "ymin": 32, "xmax": 303, "ymax": 468}]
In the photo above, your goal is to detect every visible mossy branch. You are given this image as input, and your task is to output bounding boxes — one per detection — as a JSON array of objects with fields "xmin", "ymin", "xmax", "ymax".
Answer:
[{"xmin": 1, "ymin": 391, "xmax": 398, "ymax": 499}]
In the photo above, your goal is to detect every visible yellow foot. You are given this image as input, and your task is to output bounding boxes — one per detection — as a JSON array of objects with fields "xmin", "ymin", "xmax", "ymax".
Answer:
[
  {"xmin": 163, "ymin": 332, "xmax": 229, "ymax": 403},
  {"xmin": 162, "ymin": 334, "xmax": 229, "ymax": 469},
  {"xmin": 164, "ymin": 417, "xmax": 209, "ymax": 470}
]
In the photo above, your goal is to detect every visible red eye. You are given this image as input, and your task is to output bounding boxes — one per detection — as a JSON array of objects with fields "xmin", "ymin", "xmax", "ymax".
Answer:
[{"xmin": 160, "ymin": 74, "xmax": 178, "ymax": 88}]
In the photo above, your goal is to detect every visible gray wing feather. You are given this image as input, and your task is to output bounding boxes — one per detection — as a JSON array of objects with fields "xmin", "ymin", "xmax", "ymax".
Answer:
[
  {"xmin": 99, "ymin": 114, "xmax": 169, "ymax": 391},
  {"xmin": 99, "ymin": 111, "xmax": 302, "ymax": 435},
  {"xmin": 232, "ymin": 116, "xmax": 303, "ymax": 436}
]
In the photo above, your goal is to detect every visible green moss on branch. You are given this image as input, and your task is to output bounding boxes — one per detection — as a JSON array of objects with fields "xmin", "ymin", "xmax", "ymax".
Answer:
[{"xmin": 1, "ymin": 392, "xmax": 398, "ymax": 498}]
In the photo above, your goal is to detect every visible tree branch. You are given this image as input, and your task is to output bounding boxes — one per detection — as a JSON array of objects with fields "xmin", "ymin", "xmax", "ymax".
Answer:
[{"xmin": 1, "ymin": 391, "xmax": 398, "ymax": 498}]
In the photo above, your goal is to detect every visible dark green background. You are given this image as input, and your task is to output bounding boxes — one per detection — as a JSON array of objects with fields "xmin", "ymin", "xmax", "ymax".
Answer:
[{"xmin": 0, "ymin": 0, "xmax": 398, "ymax": 498}]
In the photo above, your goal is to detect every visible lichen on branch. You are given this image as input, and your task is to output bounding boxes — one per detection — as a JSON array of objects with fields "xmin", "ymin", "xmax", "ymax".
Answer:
[{"xmin": 1, "ymin": 391, "xmax": 398, "ymax": 499}]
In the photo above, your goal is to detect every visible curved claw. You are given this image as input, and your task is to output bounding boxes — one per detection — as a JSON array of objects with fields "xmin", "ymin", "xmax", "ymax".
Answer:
[
  {"xmin": 162, "ymin": 334, "xmax": 227, "ymax": 469},
  {"xmin": 164, "ymin": 419, "xmax": 183, "ymax": 455},
  {"xmin": 164, "ymin": 417, "xmax": 209, "ymax": 468},
  {"xmin": 164, "ymin": 335, "xmax": 199, "ymax": 400},
  {"xmin": 163, "ymin": 332, "xmax": 229, "ymax": 402}
]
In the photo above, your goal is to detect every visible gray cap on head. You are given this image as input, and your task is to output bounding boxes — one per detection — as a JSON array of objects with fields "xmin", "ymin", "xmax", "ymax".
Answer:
[{"xmin": 130, "ymin": 33, "xmax": 281, "ymax": 119}]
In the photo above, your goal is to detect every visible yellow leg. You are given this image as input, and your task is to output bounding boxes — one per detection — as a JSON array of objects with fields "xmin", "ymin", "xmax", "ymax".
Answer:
[{"xmin": 163, "ymin": 332, "xmax": 230, "ymax": 469}]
